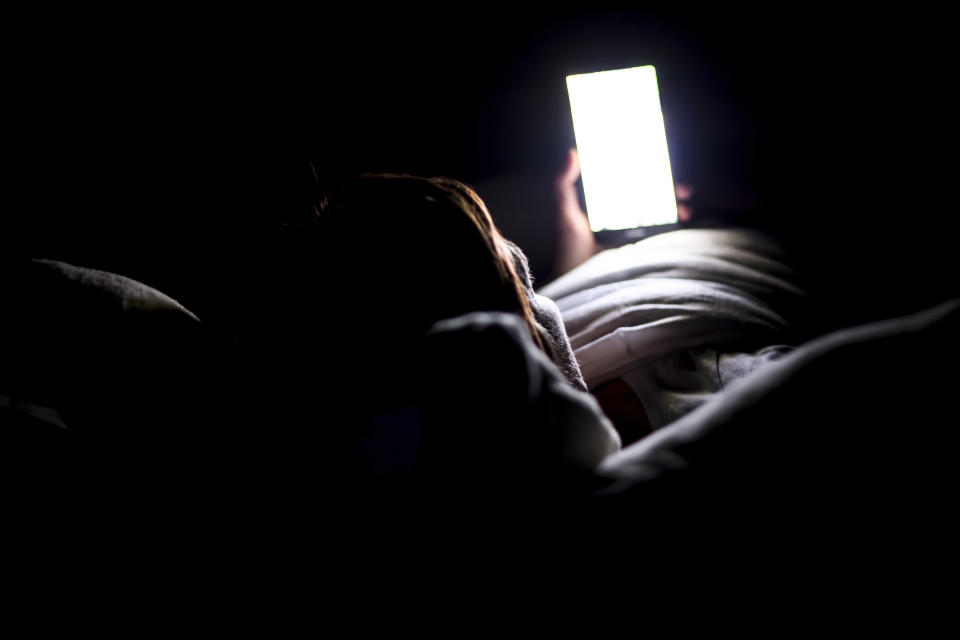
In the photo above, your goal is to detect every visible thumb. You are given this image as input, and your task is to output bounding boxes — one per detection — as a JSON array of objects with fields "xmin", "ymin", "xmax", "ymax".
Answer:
[{"xmin": 557, "ymin": 148, "xmax": 581, "ymax": 187}]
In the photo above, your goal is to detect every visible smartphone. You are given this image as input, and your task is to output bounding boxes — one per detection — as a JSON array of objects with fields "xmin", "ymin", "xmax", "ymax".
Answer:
[{"xmin": 566, "ymin": 65, "xmax": 678, "ymax": 242}]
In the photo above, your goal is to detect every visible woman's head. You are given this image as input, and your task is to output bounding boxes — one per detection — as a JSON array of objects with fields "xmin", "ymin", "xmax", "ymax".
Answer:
[
  {"xmin": 261, "ymin": 173, "xmax": 575, "ymax": 414},
  {"xmin": 252, "ymin": 172, "xmax": 597, "ymax": 485},
  {"xmin": 305, "ymin": 174, "xmax": 545, "ymax": 351}
]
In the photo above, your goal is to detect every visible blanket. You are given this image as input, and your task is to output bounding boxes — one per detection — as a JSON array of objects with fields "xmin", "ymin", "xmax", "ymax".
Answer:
[{"xmin": 539, "ymin": 228, "xmax": 809, "ymax": 428}]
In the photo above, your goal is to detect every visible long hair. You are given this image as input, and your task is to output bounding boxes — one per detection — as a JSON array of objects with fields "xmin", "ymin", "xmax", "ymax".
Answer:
[
  {"xmin": 301, "ymin": 174, "xmax": 547, "ymax": 355},
  {"xmin": 420, "ymin": 176, "xmax": 547, "ymax": 352}
]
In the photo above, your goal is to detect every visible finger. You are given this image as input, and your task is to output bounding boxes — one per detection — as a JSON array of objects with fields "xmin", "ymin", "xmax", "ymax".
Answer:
[{"xmin": 558, "ymin": 148, "xmax": 581, "ymax": 186}]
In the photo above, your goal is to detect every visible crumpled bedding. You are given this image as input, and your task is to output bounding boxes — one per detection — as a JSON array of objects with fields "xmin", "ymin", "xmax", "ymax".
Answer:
[
  {"xmin": 420, "ymin": 311, "xmax": 621, "ymax": 474},
  {"xmin": 594, "ymin": 297, "xmax": 960, "ymax": 509},
  {"xmin": 539, "ymin": 228, "xmax": 808, "ymax": 390},
  {"xmin": 1, "ymin": 259, "xmax": 202, "ymax": 409}
]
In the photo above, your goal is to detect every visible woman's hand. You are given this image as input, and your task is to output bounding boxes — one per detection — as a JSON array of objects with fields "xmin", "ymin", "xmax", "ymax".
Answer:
[{"xmin": 554, "ymin": 148, "xmax": 598, "ymax": 276}]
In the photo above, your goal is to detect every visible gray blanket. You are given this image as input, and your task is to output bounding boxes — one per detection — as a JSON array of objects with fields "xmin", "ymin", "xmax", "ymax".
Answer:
[{"xmin": 539, "ymin": 228, "xmax": 808, "ymax": 428}]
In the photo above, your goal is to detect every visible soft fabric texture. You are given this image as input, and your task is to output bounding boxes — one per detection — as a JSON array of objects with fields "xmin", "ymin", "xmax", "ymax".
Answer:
[
  {"xmin": 0, "ymin": 258, "xmax": 257, "ymax": 511},
  {"xmin": 593, "ymin": 297, "xmax": 960, "ymax": 519},
  {"xmin": 2, "ymin": 259, "xmax": 615, "ymax": 499},
  {"xmin": 419, "ymin": 312, "xmax": 620, "ymax": 474},
  {"xmin": 0, "ymin": 258, "xmax": 223, "ymax": 440},
  {"xmin": 1, "ymin": 260, "xmax": 196, "ymax": 394},
  {"xmin": 619, "ymin": 343, "xmax": 793, "ymax": 430},
  {"xmin": 539, "ymin": 228, "xmax": 808, "ymax": 428},
  {"xmin": 329, "ymin": 312, "xmax": 621, "ymax": 501},
  {"xmin": 506, "ymin": 239, "xmax": 588, "ymax": 390}
]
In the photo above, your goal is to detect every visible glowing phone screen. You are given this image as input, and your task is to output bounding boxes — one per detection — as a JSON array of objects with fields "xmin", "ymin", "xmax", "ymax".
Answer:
[{"xmin": 566, "ymin": 65, "xmax": 677, "ymax": 231}]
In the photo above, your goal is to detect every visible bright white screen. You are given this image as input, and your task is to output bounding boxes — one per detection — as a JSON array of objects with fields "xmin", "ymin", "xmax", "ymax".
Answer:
[{"xmin": 566, "ymin": 65, "xmax": 677, "ymax": 231}]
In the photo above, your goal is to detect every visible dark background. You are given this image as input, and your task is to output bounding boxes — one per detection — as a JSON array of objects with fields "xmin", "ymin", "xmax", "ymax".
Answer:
[{"xmin": 4, "ymin": 7, "xmax": 956, "ymax": 330}]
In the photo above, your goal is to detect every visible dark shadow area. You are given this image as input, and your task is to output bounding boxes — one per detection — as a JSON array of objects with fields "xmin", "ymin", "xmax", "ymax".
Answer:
[
  {"xmin": 3, "ymin": 9, "xmax": 959, "ymax": 575},
  {"xmin": 6, "ymin": 8, "xmax": 955, "ymax": 330}
]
